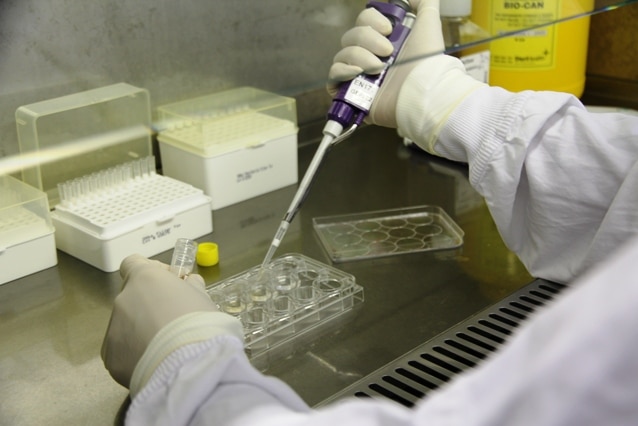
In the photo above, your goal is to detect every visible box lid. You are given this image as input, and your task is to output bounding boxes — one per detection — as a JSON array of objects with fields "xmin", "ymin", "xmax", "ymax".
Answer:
[
  {"xmin": 16, "ymin": 83, "xmax": 152, "ymax": 207},
  {"xmin": 157, "ymin": 87, "xmax": 297, "ymax": 157}
]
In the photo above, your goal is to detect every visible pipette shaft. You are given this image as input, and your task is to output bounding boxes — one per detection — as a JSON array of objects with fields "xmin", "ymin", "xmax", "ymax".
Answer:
[{"xmin": 261, "ymin": 121, "xmax": 343, "ymax": 269}]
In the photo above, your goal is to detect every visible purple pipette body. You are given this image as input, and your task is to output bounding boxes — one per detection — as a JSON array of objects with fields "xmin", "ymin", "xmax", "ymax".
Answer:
[{"xmin": 327, "ymin": 0, "xmax": 414, "ymax": 128}]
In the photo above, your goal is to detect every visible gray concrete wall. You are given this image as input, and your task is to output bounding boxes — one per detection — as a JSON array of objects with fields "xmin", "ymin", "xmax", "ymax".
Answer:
[{"xmin": 0, "ymin": 0, "xmax": 366, "ymax": 157}]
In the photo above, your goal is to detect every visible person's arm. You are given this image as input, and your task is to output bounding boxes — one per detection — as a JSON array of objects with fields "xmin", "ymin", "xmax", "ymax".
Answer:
[
  {"xmin": 398, "ymin": 74, "xmax": 638, "ymax": 283},
  {"xmin": 102, "ymin": 255, "xmax": 411, "ymax": 425},
  {"xmin": 329, "ymin": 0, "xmax": 638, "ymax": 283}
]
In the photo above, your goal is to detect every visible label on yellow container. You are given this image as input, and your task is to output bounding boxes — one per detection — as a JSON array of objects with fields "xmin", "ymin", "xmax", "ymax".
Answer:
[
  {"xmin": 471, "ymin": 0, "xmax": 593, "ymax": 96},
  {"xmin": 489, "ymin": 1, "xmax": 560, "ymax": 70},
  {"xmin": 461, "ymin": 50, "xmax": 491, "ymax": 83}
]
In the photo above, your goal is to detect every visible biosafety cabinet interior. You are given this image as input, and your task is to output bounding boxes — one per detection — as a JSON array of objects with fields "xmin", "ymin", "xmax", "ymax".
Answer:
[{"xmin": 0, "ymin": 2, "xmax": 636, "ymax": 424}]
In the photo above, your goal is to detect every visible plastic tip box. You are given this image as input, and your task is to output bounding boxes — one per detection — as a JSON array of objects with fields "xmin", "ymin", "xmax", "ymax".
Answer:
[
  {"xmin": 0, "ymin": 175, "xmax": 56, "ymax": 285},
  {"xmin": 15, "ymin": 83, "xmax": 213, "ymax": 272},
  {"xmin": 157, "ymin": 87, "xmax": 299, "ymax": 210},
  {"xmin": 16, "ymin": 83, "xmax": 152, "ymax": 207}
]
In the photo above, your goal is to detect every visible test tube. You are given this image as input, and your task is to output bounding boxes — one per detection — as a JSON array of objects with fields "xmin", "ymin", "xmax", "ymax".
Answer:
[{"xmin": 170, "ymin": 238, "xmax": 198, "ymax": 278}]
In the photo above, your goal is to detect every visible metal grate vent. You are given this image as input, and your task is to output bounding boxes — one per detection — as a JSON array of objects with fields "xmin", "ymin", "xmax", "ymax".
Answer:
[{"xmin": 319, "ymin": 279, "xmax": 566, "ymax": 408}]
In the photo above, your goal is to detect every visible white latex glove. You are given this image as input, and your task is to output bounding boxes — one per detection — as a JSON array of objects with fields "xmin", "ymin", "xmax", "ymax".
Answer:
[
  {"xmin": 101, "ymin": 254, "xmax": 233, "ymax": 390},
  {"xmin": 328, "ymin": 0, "xmax": 485, "ymax": 153}
]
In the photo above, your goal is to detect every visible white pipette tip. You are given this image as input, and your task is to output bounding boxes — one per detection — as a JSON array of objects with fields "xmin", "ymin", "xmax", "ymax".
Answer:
[
  {"xmin": 260, "ymin": 220, "xmax": 289, "ymax": 270},
  {"xmin": 260, "ymin": 245, "xmax": 277, "ymax": 270}
]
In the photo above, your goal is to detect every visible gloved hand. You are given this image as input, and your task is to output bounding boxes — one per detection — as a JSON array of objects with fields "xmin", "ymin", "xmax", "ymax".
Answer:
[
  {"xmin": 328, "ymin": 0, "xmax": 485, "ymax": 153},
  {"xmin": 101, "ymin": 254, "xmax": 222, "ymax": 390}
]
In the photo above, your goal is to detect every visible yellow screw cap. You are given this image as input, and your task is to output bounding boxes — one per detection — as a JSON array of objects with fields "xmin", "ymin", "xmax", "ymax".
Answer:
[{"xmin": 196, "ymin": 242, "xmax": 219, "ymax": 267}]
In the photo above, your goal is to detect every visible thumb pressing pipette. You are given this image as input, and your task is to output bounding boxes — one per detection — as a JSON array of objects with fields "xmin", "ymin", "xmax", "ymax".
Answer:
[{"xmin": 261, "ymin": 0, "xmax": 415, "ymax": 268}]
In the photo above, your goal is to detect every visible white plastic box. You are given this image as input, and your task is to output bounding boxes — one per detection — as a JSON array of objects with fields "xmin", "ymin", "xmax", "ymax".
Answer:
[
  {"xmin": 16, "ymin": 83, "xmax": 213, "ymax": 272},
  {"xmin": 157, "ymin": 87, "xmax": 298, "ymax": 210},
  {"xmin": 0, "ymin": 175, "xmax": 57, "ymax": 285}
]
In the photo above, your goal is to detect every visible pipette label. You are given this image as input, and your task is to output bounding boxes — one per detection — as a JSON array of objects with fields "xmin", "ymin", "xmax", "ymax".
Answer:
[{"xmin": 343, "ymin": 76, "xmax": 380, "ymax": 111}]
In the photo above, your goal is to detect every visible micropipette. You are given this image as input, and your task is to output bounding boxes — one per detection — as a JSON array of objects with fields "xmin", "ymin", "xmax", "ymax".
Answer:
[{"xmin": 261, "ymin": 0, "xmax": 415, "ymax": 269}]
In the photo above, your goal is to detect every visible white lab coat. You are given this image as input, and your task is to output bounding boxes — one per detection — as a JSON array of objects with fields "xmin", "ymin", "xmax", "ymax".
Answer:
[{"xmin": 125, "ymin": 64, "xmax": 638, "ymax": 425}]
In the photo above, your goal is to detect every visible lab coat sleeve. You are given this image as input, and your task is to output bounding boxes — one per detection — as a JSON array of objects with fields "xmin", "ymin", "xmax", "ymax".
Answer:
[
  {"xmin": 397, "ymin": 66, "xmax": 638, "ymax": 283},
  {"xmin": 125, "ymin": 330, "xmax": 415, "ymax": 426}
]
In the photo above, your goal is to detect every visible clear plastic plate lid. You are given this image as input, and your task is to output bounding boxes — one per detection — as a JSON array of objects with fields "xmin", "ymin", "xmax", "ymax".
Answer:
[{"xmin": 313, "ymin": 205, "xmax": 464, "ymax": 262}]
